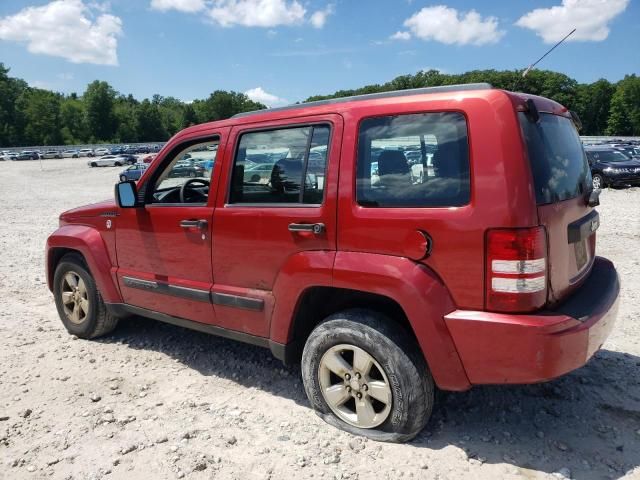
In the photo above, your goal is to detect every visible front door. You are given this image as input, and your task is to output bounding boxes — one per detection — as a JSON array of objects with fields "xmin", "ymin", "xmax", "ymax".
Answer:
[
  {"xmin": 115, "ymin": 131, "xmax": 226, "ymax": 324},
  {"xmin": 212, "ymin": 115, "xmax": 343, "ymax": 337}
]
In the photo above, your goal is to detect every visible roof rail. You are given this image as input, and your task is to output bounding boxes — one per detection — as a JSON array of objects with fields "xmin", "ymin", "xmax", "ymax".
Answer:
[{"xmin": 233, "ymin": 83, "xmax": 493, "ymax": 119}]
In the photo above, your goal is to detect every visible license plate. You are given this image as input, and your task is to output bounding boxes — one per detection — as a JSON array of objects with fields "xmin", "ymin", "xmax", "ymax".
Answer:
[{"xmin": 574, "ymin": 239, "xmax": 588, "ymax": 271}]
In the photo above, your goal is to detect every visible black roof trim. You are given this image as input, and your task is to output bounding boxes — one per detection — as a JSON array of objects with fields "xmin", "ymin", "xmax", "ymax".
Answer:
[{"xmin": 233, "ymin": 83, "xmax": 493, "ymax": 119}]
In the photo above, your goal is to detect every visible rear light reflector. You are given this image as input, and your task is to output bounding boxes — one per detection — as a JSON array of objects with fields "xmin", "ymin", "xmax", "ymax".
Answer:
[
  {"xmin": 486, "ymin": 227, "xmax": 548, "ymax": 312},
  {"xmin": 491, "ymin": 276, "xmax": 546, "ymax": 293},
  {"xmin": 491, "ymin": 258, "xmax": 546, "ymax": 275}
]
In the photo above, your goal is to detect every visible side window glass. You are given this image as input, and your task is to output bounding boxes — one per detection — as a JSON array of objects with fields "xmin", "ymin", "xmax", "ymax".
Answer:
[
  {"xmin": 230, "ymin": 124, "xmax": 330, "ymax": 204},
  {"xmin": 356, "ymin": 112, "xmax": 470, "ymax": 208},
  {"xmin": 150, "ymin": 140, "xmax": 219, "ymax": 204}
]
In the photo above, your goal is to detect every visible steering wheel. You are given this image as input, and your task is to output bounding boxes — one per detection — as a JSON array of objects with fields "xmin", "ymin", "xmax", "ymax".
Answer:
[{"xmin": 180, "ymin": 178, "xmax": 210, "ymax": 203}]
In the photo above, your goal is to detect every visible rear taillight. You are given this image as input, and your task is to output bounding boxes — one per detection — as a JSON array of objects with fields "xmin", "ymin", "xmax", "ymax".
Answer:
[{"xmin": 485, "ymin": 227, "xmax": 548, "ymax": 313}]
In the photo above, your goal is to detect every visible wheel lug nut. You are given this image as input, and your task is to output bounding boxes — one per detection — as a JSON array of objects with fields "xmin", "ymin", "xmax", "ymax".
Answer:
[
  {"xmin": 346, "ymin": 386, "xmax": 352, "ymax": 393},
  {"xmin": 362, "ymin": 384, "xmax": 368, "ymax": 391},
  {"xmin": 355, "ymin": 372, "xmax": 361, "ymax": 379},
  {"xmin": 356, "ymin": 393, "xmax": 362, "ymax": 399},
  {"xmin": 345, "ymin": 373, "xmax": 351, "ymax": 380}
]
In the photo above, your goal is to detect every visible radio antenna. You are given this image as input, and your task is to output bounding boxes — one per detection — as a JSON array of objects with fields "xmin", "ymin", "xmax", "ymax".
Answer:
[{"xmin": 521, "ymin": 28, "xmax": 576, "ymax": 78}]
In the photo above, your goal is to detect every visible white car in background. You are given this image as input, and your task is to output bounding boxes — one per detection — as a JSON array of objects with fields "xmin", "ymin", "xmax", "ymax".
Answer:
[
  {"xmin": 62, "ymin": 150, "xmax": 79, "ymax": 158},
  {"xmin": 94, "ymin": 147, "xmax": 110, "ymax": 156},
  {"xmin": 78, "ymin": 148, "xmax": 94, "ymax": 157},
  {"xmin": 88, "ymin": 155, "xmax": 126, "ymax": 167}
]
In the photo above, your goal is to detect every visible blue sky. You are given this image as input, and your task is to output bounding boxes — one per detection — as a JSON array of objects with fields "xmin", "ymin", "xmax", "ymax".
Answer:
[{"xmin": 0, "ymin": 0, "xmax": 638, "ymax": 106}]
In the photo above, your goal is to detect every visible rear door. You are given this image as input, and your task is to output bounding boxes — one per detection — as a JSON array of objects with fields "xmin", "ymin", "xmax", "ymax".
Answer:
[
  {"xmin": 212, "ymin": 115, "xmax": 342, "ymax": 337},
  {"xmin": 519, "ymin": 112, "xmax": 596, "ymax": 304}
]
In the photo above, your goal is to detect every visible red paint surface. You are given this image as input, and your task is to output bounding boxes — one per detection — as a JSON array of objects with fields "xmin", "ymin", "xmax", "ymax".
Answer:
[{"xmin": 46, "ymin": 87, "xmax": 620, "ymax": 390}]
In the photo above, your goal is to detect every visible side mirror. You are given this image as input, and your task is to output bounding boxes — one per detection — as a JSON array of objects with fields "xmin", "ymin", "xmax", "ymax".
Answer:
[{"xmin": 115, "ymin": 180, "xmax": 139, "ymax": 208}]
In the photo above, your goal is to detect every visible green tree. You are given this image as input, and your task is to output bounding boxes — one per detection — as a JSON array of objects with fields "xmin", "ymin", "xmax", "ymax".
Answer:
[
  {"xmin": 60, "ymin": 97, "xmax": 88, "ymax": 144},
  {"xmin": 575, "ymin": 79, "xmax": 614, "ymax": 135},
  {"xmin": 136, "ymin": 99, "xmax": 167, "ymax": 141},
  {"xmin": 84, "ymin": 80, "xmax": 117, "ymax": 141},
  {"xmin": 16, "ymin": 88, "xmax": 62, "ymax": 145}
]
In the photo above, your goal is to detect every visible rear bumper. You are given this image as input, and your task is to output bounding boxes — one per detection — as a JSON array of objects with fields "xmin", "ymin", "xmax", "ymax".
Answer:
[{"xmin": 444, "ymin": 256, "xmax": 619, "ymax": 385}]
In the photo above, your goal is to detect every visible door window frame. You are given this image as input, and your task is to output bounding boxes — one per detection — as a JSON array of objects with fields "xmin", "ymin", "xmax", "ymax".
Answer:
[
  {"xmin": 225, "ymin": 120, "xmax": 334, "ymax": 208},
  {"xmin": 141, "ymin": 134, "xmax": 223, "ymax": 208}
]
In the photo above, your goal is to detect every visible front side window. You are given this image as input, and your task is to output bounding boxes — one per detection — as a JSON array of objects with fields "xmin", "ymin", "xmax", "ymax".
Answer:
[
  {"xmin": 150, "ymin": 139, "xmax": 219, "ymax": 204},
  {"xmin": 356, "ymin": 112, "xmax": 470, "ymax": 208},
  {"xmin": 230, "ymin": 124, "xmax": 330, "ymax": 204}
]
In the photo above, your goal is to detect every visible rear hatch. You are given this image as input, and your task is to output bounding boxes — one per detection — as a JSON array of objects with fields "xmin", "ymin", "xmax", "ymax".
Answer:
[{"xmin": 519, "ymin": 111, "xmax": 596, "ymax": 306}]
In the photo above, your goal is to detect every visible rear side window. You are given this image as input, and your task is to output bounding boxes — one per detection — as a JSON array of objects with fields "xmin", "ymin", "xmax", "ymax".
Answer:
[
  {"xmin": 519, "ymin": 113, "xmax": 591, "ymax": 205},
  {"xmin": 356, "ymin": 112, "xmax": 470, "ymax": 208}
]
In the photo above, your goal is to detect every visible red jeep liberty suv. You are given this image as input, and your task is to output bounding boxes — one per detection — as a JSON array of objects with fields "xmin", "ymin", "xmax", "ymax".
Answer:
[{"xmin": 46, "ymin": 84, "xmax": 620, "ymax": 442}]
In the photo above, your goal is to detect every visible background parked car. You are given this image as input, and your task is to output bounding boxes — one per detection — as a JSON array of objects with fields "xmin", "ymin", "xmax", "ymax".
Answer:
[
  {"xmin": 243, "ymin": 162, "xmax": 274, "ymax": 183},
  {"xmin": 16, "ymin": 150, "xmax": 39, "ymax": 160},
  {"xmin": 62, "ymin": 150, "xmax": 79, "ymax": 158},
  {"xmin": 119, "ymin": 163, "xmax": 148, "ymax": 181},
  {"xmin": 94, "ymin": 148, "xmax": 110, "ymax": 156},
  {"xmin": 88, "ymin": 155, "xmax": 127, "ymax": 167},
  {"xmin": 78, "ymin": 148, "xmax": 94, "ymax": 157},
  {"xmin": 584, "ymin": 146, "xmax": 640, "ymax": 189},
  {"xmin": 168, "ymin": 161, "xmax": 206, "ymax": 178},
  {"xmin": 119, "ymin": 154, "xmax": 138, "ymax": 165},
  {"xmin": 142, "ymin": 154, "xmax": 157, "ymax": 164},
  {"xmin": 41, "ymin": 150, "xmax": 62, "ymax": 159}
]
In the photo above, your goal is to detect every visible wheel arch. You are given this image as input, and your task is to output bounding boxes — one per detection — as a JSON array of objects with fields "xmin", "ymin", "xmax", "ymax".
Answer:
[
  {"xmin": 46, "ymin": 225, "xmax": 122, "ymax": 303},
  {"xmin": 270, "ymin": 251, "xmax": 471, "ymax": 391}
]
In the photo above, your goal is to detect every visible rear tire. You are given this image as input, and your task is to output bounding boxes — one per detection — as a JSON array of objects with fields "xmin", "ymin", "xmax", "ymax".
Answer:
[
  {"xmin": 53, "ymin": 253, "xmax": 119, "ymax": 339},
  {"xmin": 119, "ymin": 175, "xmax": 127, "ymax": 182},
  {"xmin": 114, "ymin": 162, "xmax": 122, "ymax": 167},
  {"xmin": 302, "ymin": 309, "xmax": 434, "ymax": 442}
]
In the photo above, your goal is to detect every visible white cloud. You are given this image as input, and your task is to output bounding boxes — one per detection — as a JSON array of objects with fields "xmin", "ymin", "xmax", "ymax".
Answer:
[
  {"xmin": 516, "ymin": 0, "xmax": 629, "ymax": 43},
  {"xmin": 390, "ymin": 31, "xmax": 410, "ymax": 41},
  {"xmin": 245, "ymin": 87, "xmax": 287, "ymax": 107},
  {"xmin": 208, "ymin": 0, "xmax": 306, "ymax": 27},
  {"xmin": 310, "ymin": 4, "xmax": 334, "ymax": 29},
  {"xmin": 400, "ymin": 5, "xmax": 504, "ymax": 46},
  {"xmin": 150, "ymin": 0, "xmax": 206, "ymax": 13},
  {"xmin": 0, "ymin": 0, "xmax": 122, "ymax": 66}
]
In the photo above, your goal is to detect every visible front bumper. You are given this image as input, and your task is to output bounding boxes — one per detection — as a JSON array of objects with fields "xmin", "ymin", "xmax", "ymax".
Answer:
[{"xmin": 444, "ymin": 257, "xmax": 619, "ymax": 385}]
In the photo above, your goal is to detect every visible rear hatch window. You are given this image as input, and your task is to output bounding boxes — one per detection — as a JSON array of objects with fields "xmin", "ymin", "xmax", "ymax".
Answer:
[
  {"xmin": 519, "ymin": 112, "xmax": 591, "ymax": 205},
  {"xmin": 519, "ymin": 112, "xmax": 596, "ymax": 305}
]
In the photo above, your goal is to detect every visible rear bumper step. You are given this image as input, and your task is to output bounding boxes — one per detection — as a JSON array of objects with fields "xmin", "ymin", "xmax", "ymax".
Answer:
[{"xmin": 444, "ymin": 256, "xmax": 620, "ymax": 384}]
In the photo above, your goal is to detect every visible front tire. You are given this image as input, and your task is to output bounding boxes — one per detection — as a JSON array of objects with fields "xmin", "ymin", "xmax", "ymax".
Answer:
[
  {"xmin": 53, "ymin": 254, "xmax": 119, "ymax": 339},
  {"xmin": 90, "ymin": 162, "xmax": 97, "ymax": 167},
  {"xmin": 301, "ymin": 309, "xmax": 434, "ymax": 442},
  {"xmin": 119, "ymin": 175, "xmax": 127, "ymax": 182},
  {"xmin": 592, "ymin": 174, "xmax": 604, "ymax": 190}
]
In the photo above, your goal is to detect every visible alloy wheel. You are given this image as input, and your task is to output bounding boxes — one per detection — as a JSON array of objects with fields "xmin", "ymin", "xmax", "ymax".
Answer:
[
  {"xmin": 60, "ymin": 271, "xmax": 89, "ymax": 325},
  {"xmin": 592, "ymin": 175, "xmax": 602, "ymax": 190},
  {"xmin": 318, "ymin": 344, "xmax": 392, "ymax": 429}
]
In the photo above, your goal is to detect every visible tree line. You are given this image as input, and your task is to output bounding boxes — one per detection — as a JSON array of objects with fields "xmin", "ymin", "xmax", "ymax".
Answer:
[
  {"xmin": 1, "ymin": 62, "xmax": 639, "ymax": 148},
  {"xmin": 0, "ymin": 63, "xmax": 266, "ymax": 148},
  {"xmin": 306, "ymin": 69, "xmax": 640, "ymax": 138}
]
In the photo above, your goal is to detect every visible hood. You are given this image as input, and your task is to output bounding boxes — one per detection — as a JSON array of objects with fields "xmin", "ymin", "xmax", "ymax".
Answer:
[
  {"xmin": 599, "ymin": 159, "xmax": 640, "ymax": 168},
  {"xmin": 59, "ymin": 199, "xmax": 117, "ymax": 223}
]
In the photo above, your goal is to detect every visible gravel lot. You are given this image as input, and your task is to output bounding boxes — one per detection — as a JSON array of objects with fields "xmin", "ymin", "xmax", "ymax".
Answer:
[{"xmin": 0, "ymin": 158, "xmax": 639, "ymax": 480}]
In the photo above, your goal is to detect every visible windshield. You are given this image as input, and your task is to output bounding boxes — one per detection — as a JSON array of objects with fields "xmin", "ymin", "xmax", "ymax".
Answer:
[
  {"xmin": 589, "ymin": 150, "xmax": 631, "ymax": 163},
  {"xmin": 519, "ymin": 112, "xmax": 590, "ymax": 205}
]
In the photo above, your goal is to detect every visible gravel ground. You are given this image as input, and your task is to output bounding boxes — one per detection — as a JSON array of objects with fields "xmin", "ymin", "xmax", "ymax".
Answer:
[{"xmin": 0, "ymin": 158, "xmax": 639, "ymax": 480}]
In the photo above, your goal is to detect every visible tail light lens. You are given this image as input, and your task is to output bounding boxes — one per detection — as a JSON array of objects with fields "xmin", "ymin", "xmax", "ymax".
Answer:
[{"xmin": 486, "ymin": 227, "xmax": 547, "ymax": 312}]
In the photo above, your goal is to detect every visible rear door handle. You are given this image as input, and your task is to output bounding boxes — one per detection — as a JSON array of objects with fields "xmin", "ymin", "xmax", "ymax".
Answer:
[
  {"xmin": 180, "ymin": 219, "xmax": 208, "ymax": 230},
  {"xmin": 288, "ymin": 223, "xmax": 325, "ymax": 234}
]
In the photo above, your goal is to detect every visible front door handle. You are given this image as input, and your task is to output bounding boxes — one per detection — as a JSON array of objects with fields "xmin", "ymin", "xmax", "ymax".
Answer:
[
  {"xmin": 180, "ymin": 219, "xmax": 208, "ymax": 230},
  {"xmin": 288, "ymin": 223, "xmax": 325, "ymax": 234}
]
